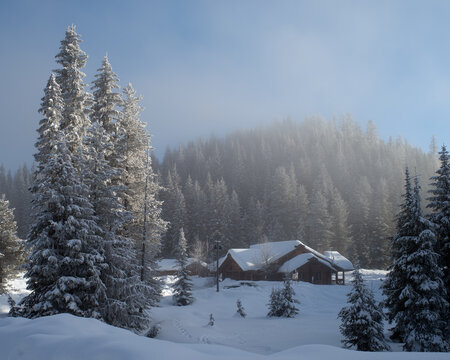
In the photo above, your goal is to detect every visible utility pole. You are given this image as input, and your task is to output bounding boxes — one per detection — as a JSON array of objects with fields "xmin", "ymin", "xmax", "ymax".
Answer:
[{"xmin": 213, "ymin": 237, "xmax": 222, "ymax": 292}]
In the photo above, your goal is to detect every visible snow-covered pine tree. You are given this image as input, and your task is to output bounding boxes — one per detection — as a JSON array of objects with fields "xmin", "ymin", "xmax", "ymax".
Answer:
[
  {"xmin": 20, "ymin": 133, "xmax": 107, "ymax": 319},
  {"xmin": 384, "ymin": 169, "xmax": 448, "ymax": 351},
  {"xmin": 117, "ymin": 83, "xmax": 148, "ymax": 239},
  {"xmin": 173, "ymin": 228, "xmax": 194, "ymax": 306},
  {"xmin": 338, "ymin": 265, "xmax": 389, "ymax": 352},
  {"xmin": 382, "ymin": 167, "xmax": 415, "ymax": 341},
  {"xmin": 267, "ymin": 288, "xmax": 283, "ymax": 317},
  {"xmin": 142, "ymin": 148, "xmax": 167, "ymax": 307},
  {"xmin": 54, "ymin": 25, "xmax": 91, "ymax": 154},
  {"xmin": 34, "ymin": 74, "xmax": 63, "ymax": 174},
  {"xmin": 401, "ymin": 228, "xmax": 449, "ymax": 351},
  {"xmin": 83, "ymin": 103, "xmax": 142, "ymax": 332},
  {"xmin": 91, "ymin": 55, "xmax": 122, "ymax": 140},
  {"xmin": 116, "ymin": 83, "xmax": 167, "ymax": 307},
  {"xmin": 162, "ymin": 166, "xmax": 186, "ymax": 257},
  {"xmin": 427, "ymin": 145, "xmax": 450, "ymax": 303},
  {"xmin": 280, "ymin": 279, "xmax": 299, "ymax": 318},
  {"xmin": 0, "ymin": 195, "xmax": 23, "ymax": 294},
  {"xmin": 236, "ymin": 299, "xmax": 246, "ymax": 318},
  {"xmin": 400, "ymin": 177, "xmax": 448, "ymax": 352},
  {"xmin": 267, "ymin": 280, "xmax": 298, "ymax": 317},
  {"xmin": 88, "ymin": 55, "xmax": 127, "ymax": 239},
  {"xmin": 86, "ymin": 67, "xmax": 139, "ymax": 329}
]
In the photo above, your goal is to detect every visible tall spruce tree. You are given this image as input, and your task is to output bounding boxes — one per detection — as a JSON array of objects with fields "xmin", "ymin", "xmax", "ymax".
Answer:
[
  {"xmin": 173, "ymin": 228, "xmax": 194, "ymax": 306},
  {"xmin": 87, "ymin": 57, "xmax": 150, "ymax": 330},
  {"xmin": 91, "ymin": 55, "xmax": 122, "ymax": 138},
  {"xmin": 20, "ymin": 133, "xmax": 107, "ymax": 319},
  {"xmin": 400, "ymin": 178, "xmax": 448, "ymax": 352},
  {"xmin": 427, "ymin": 145, "xmax": 450, "ymax": 303},
  {"xmin": 383, "ymin": 169, "xmax": 448, "ymax": 351},
  {"xmin": 338, "ymin": 265, "xmax": 389, "ymax": 351},
  {"xmin": 382, "ymin": 168, "xmax": 415, "ymax": 341},
  {"xmin": 54, "ymin": 25, "xmax": 91, "ymax": 154},
  {"xmin": 117, "ymin": 83, "xmax": 166, "ymax": 307},
  {"xmin": 34, "ymin": 74, "xmax": 63, "ymax": 175}
]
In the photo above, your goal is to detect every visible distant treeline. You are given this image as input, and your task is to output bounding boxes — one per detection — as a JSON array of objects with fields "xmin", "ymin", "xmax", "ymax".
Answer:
[
  {"xmin": 154, "ymin": 118, "xmax": 439, "ymax": 268},
  {"xmin": 0, "ymin": 118, "xmax": 439, "ymax": 269},
  {"xmin": 0, "ymin": 164, "xmax": 32, "ymax": 240}
]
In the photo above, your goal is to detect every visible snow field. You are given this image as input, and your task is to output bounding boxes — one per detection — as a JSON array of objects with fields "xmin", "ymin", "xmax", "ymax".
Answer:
[
  {"xmin": 154, "ymin": 276, "xmax": 367, "ymax": 354},
  {"xmin": 0, "ymin": 270, "xmax": 447, "ymax": 359}
]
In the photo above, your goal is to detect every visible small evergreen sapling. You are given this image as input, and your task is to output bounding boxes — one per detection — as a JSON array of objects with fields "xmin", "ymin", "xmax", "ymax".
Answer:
[
  {"xmin": 267, "ymin": 280, "xmax": 299, "ymax": 317},
  {"xmin": 267, "ymin": 287, "xmax": 283, "ymax": 317},
  {"xmin": 208, "ymin": 313, "xmax": 215, "ymax": 326},
  {"xmin": 7, "ymin": 294, "xmax": 19, "ymax": 317},
  {"xmin": 236, "ymin": 299, "xmax": 246, "ymax": 318},
  {"xmin": 173, "ymin": 228, "xmax": 194, "ymax": 306},
  {"xmin": 338, "ymin": 266, "xmax": 390, "ymax": 351}
]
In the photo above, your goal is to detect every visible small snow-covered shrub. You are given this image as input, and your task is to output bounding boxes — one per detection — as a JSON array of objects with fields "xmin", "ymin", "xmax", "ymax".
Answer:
[
  {"xmin": 267, "ymin": 280, "xmax": 298, "ymax": 318},
  {"xmin": 236, "ymin": 299, "xmax": 246, "ymax": 318}
]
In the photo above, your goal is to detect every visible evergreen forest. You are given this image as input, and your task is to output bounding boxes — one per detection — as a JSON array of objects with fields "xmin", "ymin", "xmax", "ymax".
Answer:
[{"xmin": 154, "ymin": 118, "xmax": 439, "ymax": 268}]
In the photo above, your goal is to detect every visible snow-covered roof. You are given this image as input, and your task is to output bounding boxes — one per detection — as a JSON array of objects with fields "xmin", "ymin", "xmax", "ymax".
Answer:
[
  {"xmin": 249, "ymin": 240, "xmax": 303, "ymax": 264},
  {"xmin": 221, "ymin": 240, "xmax": 354, "ymax": 274},
  {"xmin": 323, "ymin": 251, "xmax": 354, "ymax": 271},
  {"xmin": 226, "ymin": 248, "xmax": 262, "ymax": 271},
  {"xmin": 157, "ymin": 258, "xmax": 208, "ymax": 272},
  {"xmin": 221, "ymin": 240, "xmax": 304, "ymax": 271},
  {"xmin": 278, "ymin": 253, "xmax": 337, "ymax": 273}
]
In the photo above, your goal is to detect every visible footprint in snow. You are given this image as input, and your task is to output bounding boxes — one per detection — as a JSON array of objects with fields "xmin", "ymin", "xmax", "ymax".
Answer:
[{"xmin": 173, "ymin": 319, "xmax": 193, "ymax": 340}]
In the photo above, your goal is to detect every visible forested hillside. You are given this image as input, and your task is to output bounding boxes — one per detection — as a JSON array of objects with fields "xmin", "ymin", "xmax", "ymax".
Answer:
[
  {"xmin": 155, "ymin": 118, "xmax": 438, "ymax": 268},
  {"xmin": 0, "ymin": 118, "xmax": 439, "ymax": 269}
]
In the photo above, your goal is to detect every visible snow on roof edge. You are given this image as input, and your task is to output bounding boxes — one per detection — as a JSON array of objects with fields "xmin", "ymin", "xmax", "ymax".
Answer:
[
  {"xmin": 323, "ymin": 251, "xmax": 354, "ymax": 271},
  {"xmin": 278, "ymin": 253, "xmax": 337, "ymax": 273}
]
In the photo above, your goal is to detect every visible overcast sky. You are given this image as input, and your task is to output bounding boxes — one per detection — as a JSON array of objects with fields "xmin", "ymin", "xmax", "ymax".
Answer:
[{"xmin": 0, "ymin": 0, "xmax": 449, "ymax": 170}]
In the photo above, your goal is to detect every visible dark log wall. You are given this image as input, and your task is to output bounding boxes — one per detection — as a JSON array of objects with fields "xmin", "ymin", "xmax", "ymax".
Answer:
[
  {"xmin": 294, "ymin": 258, "xmax": 333, "ymax": 284},
  {"xmin": 219, "ymin": 245, "xmax": 337, "ymax": 284}
]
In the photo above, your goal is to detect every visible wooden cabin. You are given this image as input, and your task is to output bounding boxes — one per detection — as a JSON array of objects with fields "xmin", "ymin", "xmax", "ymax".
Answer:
[{"xmin": 218, "ymin": 240, "xmax": 353, "ymax": 285}]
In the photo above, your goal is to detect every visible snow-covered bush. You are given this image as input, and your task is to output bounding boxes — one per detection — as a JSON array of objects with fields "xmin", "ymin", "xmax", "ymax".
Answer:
[
  {"xmin": 173, "ymin": 229, "xmax": 194, "ymax": 306},
  {"xmin": 339, "ymin": 266, "xmax": 389, "ymax": 351},
  {"xmin": 236, "ymin": 299, "xmax": 246, "ymax": 318},
  {"xmin": 267, "ymin": 280, "xmax": 298, "ymax": 318},
  {"xmin": 208, "ymin": 313, "xmax": 215, "ymax": 326}
]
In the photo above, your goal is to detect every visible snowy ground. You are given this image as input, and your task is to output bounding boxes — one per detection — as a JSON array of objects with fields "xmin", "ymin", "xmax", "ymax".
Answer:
[{"xmin": 0, "ymin": 270, "xmax": 447, "ymax": 359}]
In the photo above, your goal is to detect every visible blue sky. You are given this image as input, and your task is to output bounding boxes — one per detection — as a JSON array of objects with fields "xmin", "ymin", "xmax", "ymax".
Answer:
[{"xmin": 0, "ymin": 0, "xmax": 449, "ymax": 170}]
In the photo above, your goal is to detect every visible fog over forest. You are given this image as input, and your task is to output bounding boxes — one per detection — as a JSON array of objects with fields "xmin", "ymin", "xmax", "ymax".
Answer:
[
  {"xmin": 155, "ymin": 117, "xmax": 438, "ymax": 268},
  {"xmin": 0, "ymin": 117, "xmax": 439, "ymax": 268}
]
